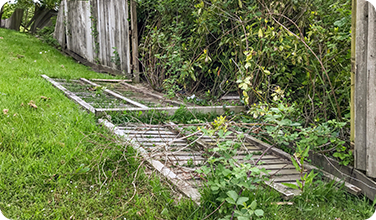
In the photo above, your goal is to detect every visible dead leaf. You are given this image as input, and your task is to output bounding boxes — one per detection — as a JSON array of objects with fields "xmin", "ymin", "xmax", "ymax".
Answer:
[
  {"xmin": 0, "ymin": 37, "xmax": 3, "ymax": 39},
  {"xmin": 21, "ymin": 103, "xmax": 24, "ymax": 106},
  {"xmin": 13, "ymin": 113, "xmax": 17, "ymax": 117},
  {"xmin": 3, "ymin": 109, "xmax": 8, "ymax": 115},
  {"xmin": 17, "ymin": 54, "xmax": 24, "ymax": 59},
  {"xmin": 60, "ymin": 65, "xmax": 65, "ymax": 69},
  {"xmin": 28, "ymin": 100, "xmax": 38, "ymax": 109},
  {"xmin": 58, "ymin": 142, "xmax": 65, "ymax": 148},
  {"xmin": 41, "ymin": 96, "xmax": 51, "ymax": 100}
]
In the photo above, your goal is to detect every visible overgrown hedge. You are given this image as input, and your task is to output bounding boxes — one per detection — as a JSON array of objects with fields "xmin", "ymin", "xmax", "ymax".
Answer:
[{"xmin": 137, "ymin": 0, "xmax": 351, "ymax": 124}]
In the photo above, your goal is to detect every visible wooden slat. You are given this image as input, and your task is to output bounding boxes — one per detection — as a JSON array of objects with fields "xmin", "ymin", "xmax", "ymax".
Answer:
[
  {"xmin": 154, "ymin": 155, "xmax": 206, "ymax": 161},
  {"xmin": 141, "ymin": 142, "xmax": 187, "ymax": 147},
  {"xmin": 366, "ymin": 3, "xmax": 376, "ymax": 178},
  {"xmin": 95, "ymin": 105, "xmax": 245, "ymax": 117},
  {"xmin": 128, "ymin": 134, "xmax": 180, "ymax": 138},
  {"xmin": 41, "ymin": 75, "xmax": 95, "ymax": 113},
  {"xmin": 264, "ymin": 181, "xmax": 299, "ymax": 199},
  {"xmin": 90, "ymin": 79, "xmax": 132, "ymax": 83},
  {"xmin": 132, "ymin": 138, "xmax": 187, "ymax": 143},
  {"xmin": 80, "ymin": 78, "xmax": 149, "ymax": 108},
  {"xmin": 355, "ymin": 0, "xmax": 368, "ymax": 170},
  {"xmin": 121, "ymin": 130, "xmax": 176, "ymax": 135}
]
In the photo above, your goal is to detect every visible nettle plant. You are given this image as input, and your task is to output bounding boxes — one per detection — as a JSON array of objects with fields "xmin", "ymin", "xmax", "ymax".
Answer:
[{"xmin": 197, "ymin": 117, "xmax": 267, "ymax": 219}]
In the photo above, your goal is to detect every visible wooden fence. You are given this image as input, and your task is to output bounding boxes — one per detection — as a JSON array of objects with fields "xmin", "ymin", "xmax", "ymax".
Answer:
[
  {"xmin": 355, "ymin": 0, "xmax": 376, "ymax": 178},
  {"xmin": 54, "ymin": 0, "xmax": 131, "ymax": 75}
]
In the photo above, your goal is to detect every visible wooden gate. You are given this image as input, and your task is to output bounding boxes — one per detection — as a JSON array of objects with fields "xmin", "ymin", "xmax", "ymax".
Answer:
[{"xmin": 54, "ymin": 0, "xmax": 131, "ymax": 75}]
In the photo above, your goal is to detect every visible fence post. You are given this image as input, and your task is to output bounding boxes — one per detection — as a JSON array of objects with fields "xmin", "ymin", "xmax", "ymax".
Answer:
[
  {"xmin": 355, "ymin": 0, "xmax": 368, "ymax": 171},
  {"xmin": 366, "ymin": 3, "xmax": 376, "ymax": 178},
  {"xmin": 350, "ymin": 0, "xmax": 356, "ymax": 145},
  {"xmin": 130, "ymin": 0, "xmax": 139, "ymax": 83}
]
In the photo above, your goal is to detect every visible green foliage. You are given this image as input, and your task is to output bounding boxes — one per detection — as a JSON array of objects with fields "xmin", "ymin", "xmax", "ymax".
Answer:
[
  {"xmin": 110, "ymin": 105, "xmax": 219, "ymax": 125},
  {"xmin": 36, "ymin": 16, "xmax": 59, "ymax": 47},
  {"xmin": 1, "ymin": 3, "xmax": 15, "ymax": 19},
  {"xmin": 196, "ymin": 117, "xmax": 268, "ymax": 219},
  {"xmin": 137, "ymin": 0, "xmax": 351, "ymax": 123},
  {"xmin": 110, "ymin": 47, "xmax": 121, "ymax": 67},
  {"xmin": 247, "ymin": 100, "xmax": 353, "ymax": 165}
]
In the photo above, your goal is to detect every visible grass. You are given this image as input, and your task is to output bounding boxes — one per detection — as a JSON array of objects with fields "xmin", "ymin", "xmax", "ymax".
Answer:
[
  {"xmin": 0, "ymin": 28, "xmax": 374, "ymax": 220},
  {"xmin": 0, "ymin": 28, "xmax": 206, "ymax": 219}
]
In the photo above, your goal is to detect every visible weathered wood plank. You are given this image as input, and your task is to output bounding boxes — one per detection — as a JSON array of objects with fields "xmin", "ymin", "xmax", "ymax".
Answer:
[
  {"xmin": 90, "ymin": 79, "xmax": 132, "ymax": 83},
  {"xmin": 41, "ymin": 75, "xmax": 95, "ymax": 113},
  {"xmin": 366, "ymin": 3, "xmax": 376, "ymax": 178},
  {"xmin": 95, "ymin": 105, "xmax": 245, "ymax": 117},
  {"xmin": 54, "ymin": 1, "xmax": 66, "ymax": 48},
  {"xmin": 80, "ymin": 78, "xmax": 149, "ymax": 108},
  {"xmin": 132, "ymin": 138, "xmax": 187, "ymax": 143},
  {"xmin": 130, "ymin": 0, "xmax": 139, "ymax": 82},
  {"xmin": 120, "ymin": 130, "xmax": 176, "ymax": 135},
  {"xmin": 355, "ymin": 0, "xmax": 368, "ymax": 170}
]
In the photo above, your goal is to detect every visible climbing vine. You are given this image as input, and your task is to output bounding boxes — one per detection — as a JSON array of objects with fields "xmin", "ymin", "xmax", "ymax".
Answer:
[{"xmin": 90, "ymin": 4, "xmax": 100, "ymax": 59}]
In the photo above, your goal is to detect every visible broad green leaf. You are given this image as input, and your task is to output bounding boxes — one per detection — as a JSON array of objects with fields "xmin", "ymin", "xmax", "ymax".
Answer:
[
  {"xmin": 237, "ymin": 197, "xmax": 249, "ymax": 206},
  {"xmin": 222, "ymin": 168, "xmax": 231, "ymax": 177},
  {"xmin": 250, "ymin": 200, "xmax": 257, "ymax": 210},
  {"xmin": 226, "ymin": 190, "xmax": 238, "ymax": 202},
  {"xmin": 225, "ymin": 197, "xmax": 236, "ymax": 205},
  {"xmin": 254, "ymin": 209, "xmax": 264, "ymax": 217}
]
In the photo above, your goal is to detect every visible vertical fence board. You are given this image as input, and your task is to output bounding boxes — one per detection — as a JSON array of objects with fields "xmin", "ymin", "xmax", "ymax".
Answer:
[
  {"xmin": 355, "ymin": 0, "xmax": 368, "ymax": 171},
  {"xmin": 366, "ymin": 4, "xmax": 376, "ymax": 178},
  {"xmin": 131, "ymin": 0, "xmax": 139, "ymax": 82},
  {"xmin": 84, "ymin": 1, "xmax": 94, "ymax": 63},
  {"xmin": 97, "ymin": 0, "xmax": 105, "ymax": 66},
  {"xmin": 54, "ymin": 0, "xmax": 65, "ymax": 48},
  {"xmin": 109, "ymin": 0, "xmax": 116, "ymax": 69}
]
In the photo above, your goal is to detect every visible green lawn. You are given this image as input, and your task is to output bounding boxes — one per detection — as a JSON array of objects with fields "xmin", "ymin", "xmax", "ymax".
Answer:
[
  {"xmin": 0, "ymin": 28, "xmax": 375, "ymax": 220},
  {"xmin": 0, "ymin": 28, "xmax": 203, "ymax": 219}
]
